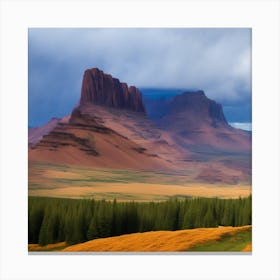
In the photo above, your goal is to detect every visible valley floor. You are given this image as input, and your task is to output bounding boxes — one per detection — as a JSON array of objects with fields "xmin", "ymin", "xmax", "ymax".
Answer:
[
  {"xmin": 29, "ymin": 162, "xmax": 251, "ymax": 201},
  {"xmin": 29, "ymin": 225, "xmax": 251, "ymax": 252}
]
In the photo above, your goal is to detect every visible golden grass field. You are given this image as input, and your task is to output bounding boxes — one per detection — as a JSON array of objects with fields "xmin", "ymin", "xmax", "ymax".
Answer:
[
  {"xmin": 29, "ymin": 226, "xmax": 251, "ymax": 252},
  {"xmin": 63, "ymin": 225, "xmax": 251, "ymax": 252},
  {"xmin": 29, "ymin": 162, "xmax": 251, "ymax": 201},
  {"xmin": 28, "ymin": 242, "xmax": 67, "ymax": 252}
]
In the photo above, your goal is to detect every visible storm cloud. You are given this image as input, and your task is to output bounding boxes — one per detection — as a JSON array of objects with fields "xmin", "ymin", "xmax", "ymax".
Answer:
[{"xmin": 28, "ymin": 28, "xmax": 251, "ymax": 126}]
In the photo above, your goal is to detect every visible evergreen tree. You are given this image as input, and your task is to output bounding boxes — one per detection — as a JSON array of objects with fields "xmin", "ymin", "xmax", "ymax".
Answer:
[{"xmin": 29, "ymin": 195, "xmax": 252, "ymax": 246}]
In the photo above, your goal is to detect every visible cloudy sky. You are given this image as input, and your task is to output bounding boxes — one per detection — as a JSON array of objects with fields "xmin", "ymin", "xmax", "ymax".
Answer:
[{"xmin": 29, "ymin": 28, "xmax": 251, "ymax": 128}]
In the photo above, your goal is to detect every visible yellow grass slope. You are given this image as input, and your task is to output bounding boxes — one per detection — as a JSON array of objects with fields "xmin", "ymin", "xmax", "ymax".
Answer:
[{"xmin": 63, "ymin": 225, "xmax": 251, "ymax": 252}]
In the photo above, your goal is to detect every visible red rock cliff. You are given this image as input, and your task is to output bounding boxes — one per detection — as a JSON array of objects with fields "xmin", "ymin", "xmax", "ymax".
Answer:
[{"xmin": 79, "ymin": 68, "xmax": 145, "ymax": 112}]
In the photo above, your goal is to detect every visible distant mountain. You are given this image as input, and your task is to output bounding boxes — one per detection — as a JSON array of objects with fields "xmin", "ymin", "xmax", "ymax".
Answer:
[
  {"xmin": 142, "ymin": 88, "xmax": 252, "ymax": 124},
  {"xmin": 144, "ymin": 90, "xmax": 251, "ymax": 151}
]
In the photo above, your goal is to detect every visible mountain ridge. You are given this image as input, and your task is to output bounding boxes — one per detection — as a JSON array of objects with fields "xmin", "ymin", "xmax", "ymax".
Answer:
[{"xmin": 29, "ymin": 68, "xmax": 251, "ymax": 184}]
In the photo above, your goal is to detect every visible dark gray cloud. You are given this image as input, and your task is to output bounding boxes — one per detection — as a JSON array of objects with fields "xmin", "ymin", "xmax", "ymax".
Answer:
[{"xmin": 28, "ymin": 28, "xmax": 251, "ymax": 126}]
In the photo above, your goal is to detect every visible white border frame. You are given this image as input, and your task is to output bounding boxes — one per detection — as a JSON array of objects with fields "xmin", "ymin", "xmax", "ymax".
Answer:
[{"xmin": 1, "ymin": 0, "xmax": 279, "ymax": 279}]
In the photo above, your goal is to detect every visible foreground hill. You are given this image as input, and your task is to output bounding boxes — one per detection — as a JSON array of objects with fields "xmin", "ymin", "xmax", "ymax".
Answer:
[{"xmin": 61, "ymin": 225, "xmax": 251, "ymax": 252}]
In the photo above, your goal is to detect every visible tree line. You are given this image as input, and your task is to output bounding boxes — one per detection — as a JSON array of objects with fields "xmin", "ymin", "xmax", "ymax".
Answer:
[{"xmin": 28, "ymin": 195, "xmax": 251, "ymax": 246}]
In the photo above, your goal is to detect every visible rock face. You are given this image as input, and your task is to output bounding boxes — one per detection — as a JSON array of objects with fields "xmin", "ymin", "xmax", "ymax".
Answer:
[{"xmin": 79, "ymin": 68, "xmax": 145, "ymax": 112}]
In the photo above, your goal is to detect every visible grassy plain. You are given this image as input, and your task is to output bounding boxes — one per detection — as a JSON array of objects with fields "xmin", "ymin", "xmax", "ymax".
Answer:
[
  {"xmin": 29, "ymin": 162, "xmax": 251, "ymax": 201},
  {"xmin": 190, "ymin": 228, "xmax": 252, "ymax": 251}
]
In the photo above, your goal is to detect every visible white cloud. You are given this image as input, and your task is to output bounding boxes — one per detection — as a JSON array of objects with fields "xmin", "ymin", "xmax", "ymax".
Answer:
[{"xmin": 229, "ymin": 122, "xmax": 252, "ymax": 131}]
